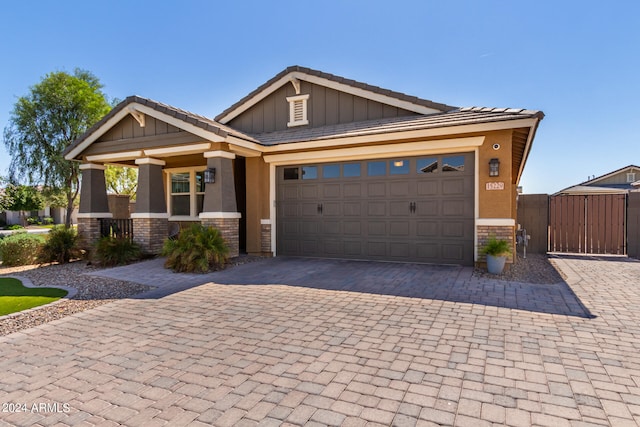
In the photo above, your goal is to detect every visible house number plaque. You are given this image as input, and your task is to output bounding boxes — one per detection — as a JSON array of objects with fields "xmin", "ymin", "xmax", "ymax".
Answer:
[{"xmin": 486, "ymin": 182, "xmax": 505, "ymax": 190}]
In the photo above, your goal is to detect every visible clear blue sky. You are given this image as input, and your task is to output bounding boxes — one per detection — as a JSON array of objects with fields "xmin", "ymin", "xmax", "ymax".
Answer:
[{"xmin": 1, "ymin": 0, "xmax": 638, "ymax": 194}]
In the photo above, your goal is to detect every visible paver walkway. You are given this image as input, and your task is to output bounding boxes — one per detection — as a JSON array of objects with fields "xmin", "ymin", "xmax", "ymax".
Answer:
[{"xmin": 0, "ymin": 255, "xmax": 639, "ymax": 426}]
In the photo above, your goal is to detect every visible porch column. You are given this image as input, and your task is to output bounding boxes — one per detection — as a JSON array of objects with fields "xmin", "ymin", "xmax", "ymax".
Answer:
[
  {"xmin": 131, "ymin": 158, "xmax": 168, "ymax": 254},
  {"xmin": 77, "ymin": 163, "xmax": 112, "ymax": 251},
  {"xmin": 200, "ymin": 151, "xmax": 241, "ymax": 258}
]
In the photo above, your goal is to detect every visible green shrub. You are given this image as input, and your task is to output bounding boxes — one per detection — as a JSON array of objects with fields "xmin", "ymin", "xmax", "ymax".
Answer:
[
  {"xmin": 94, "ymin": 236, "xmax": 142, "ymax": 267},
  {"xmin": 162, "ymin": 224, "xmax": 229, "ymax": 273},
  {"xmin": 5, "ymin": 224, "xmax": 24, "ymax": 230},
  {"xmin": 26, "ymin": 216, "xmax": 41, "ymax": 226},
  {"xmin": 0, "ymin": 233, "xmax": 46, "ymax": 266},
  {"xmin": 39, "ymin": 225, "xmax": 81, "ymax": 264},
  {"xmin": 481, "ymin": 235, "xmax": 512, "ymax": 257},
  {"xmin": 42, "ymin": 217, "xmax": 54, "ymax": 225}
]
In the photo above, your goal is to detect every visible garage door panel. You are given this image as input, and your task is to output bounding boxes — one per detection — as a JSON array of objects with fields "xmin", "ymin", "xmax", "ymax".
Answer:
[
  {"xmin": 343, "ymin": 221, "xmax": 361, "ymax": 235},
  {"xmin": 417, "ymin": 221, "xmax": 438, "ymax": 237},
  {"xmin": 277, "ymin": 152, "xmax": 474, "ymax": 265},
  {"xmin": 323, "ymin": 184, "xmax": 341, "ymax": 198},
  {"xmin": 367, "ymin": 202, "xmax": 386, "ymax": 216},
  {"xmin": 343, "ymin": 202, "xmax": 361, "ymax": 216},
  {"xmin": 323, "ymin": 220, "xmax": 341, "ymax": 235},
  {"xmin": 417, "ymin": 180, "xmax": 438, "ymax": 196},
  {"xmin": 368, "ymin": 221, "xmax": 386, "ymax": 236},
  {"xmin": 389, "ymin": 242, "xmax": 410, "ymax": 257},
  {"xmin": 442, "ymin": 200, "xmax": 465, "ymax": 216},
  {"xmin": 301, "ymin": 185, "xmax": 319, "ymax": 199},
  {"xmin": 344, "ymin": 183, "xmax": 362, "ymax": 197},
  {"xmin": 323, "ymin": 202, "xmax": 341, "ymax": 216},
  {"xmin": 367, "ymin": 182, "xmax": 386, "ymax": 197},
  {"xmin": 417, "ymin": 200, "xmax": 438, "ymax": 216},
  {"xmin": 390, "ymin": 221, "xmax": 410, "ymax": 236},
  {"xmin": 389, "ymin": 181, "xmax": 411, "ymax": 197},
  {"xmin": 367, "ymin": 241, "xmax": 387, "ymax": 257},
  {"xmin": 442, "ymin": 178, "xmax": 465, "ymax": 195}
]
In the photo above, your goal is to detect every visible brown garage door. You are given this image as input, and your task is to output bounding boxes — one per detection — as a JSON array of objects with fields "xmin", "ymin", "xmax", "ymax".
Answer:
[{"xmin": 276, "ymin": 152, "xmax": 475, "ymax": 265}]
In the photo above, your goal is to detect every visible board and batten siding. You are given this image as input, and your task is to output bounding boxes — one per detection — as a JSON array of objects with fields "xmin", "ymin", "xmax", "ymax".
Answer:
[{"xmin": 227, "ymin": 80, "xmax": 420, "ymax": 134}]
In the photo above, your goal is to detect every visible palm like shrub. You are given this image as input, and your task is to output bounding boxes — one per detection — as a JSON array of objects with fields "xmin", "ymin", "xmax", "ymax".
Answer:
[
  {"xmin": 94, "ymin": 236, "xmax": 142, "ymax": 267},
  {"xmin": 39, "ymin": 225, "xmax": 81, "ymax": 264},
  {"xmin": 162, "ymin": 224, "xmax": 229, "ymax": 273}
]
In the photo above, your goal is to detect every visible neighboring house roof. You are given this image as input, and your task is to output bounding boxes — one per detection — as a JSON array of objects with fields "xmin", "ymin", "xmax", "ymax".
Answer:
[
  {"xmin": 215, "ymin": 65, "xmax": 458, "ymax": 124},
  {"xmin": 554, "ymin": 164, "xmax": 640, "ymax": 195},
  {"xmin": 252, "ymin": 106, "xmax": 543, "ymax": 145}
]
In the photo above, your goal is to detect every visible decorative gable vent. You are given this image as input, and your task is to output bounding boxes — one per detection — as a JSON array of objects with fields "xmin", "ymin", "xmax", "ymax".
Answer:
[
  {"xmin": 628, "ymin": 172, "xmax": 636, "ymax": 183},
  {"xmin": 287, "ymin": 94, "xmax": 309, "ymax": 127}
]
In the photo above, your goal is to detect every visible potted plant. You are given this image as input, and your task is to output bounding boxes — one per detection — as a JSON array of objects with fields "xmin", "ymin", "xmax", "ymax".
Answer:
[{"xmin": 481, "ymin": 235, "xmax": 512, "ymax": 274}]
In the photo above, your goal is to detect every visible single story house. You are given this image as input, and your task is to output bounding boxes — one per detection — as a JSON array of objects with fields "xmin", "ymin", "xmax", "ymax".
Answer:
[
  {"xmin": 554, "ymin": 165, "xmax": 640, "ymax": 195},
  {"xmin": 63, "ymin": 66, "xmax": 544, "ymax": 266}
]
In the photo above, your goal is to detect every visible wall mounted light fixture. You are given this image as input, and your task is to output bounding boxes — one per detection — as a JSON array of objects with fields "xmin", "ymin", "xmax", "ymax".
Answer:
[
  {"xmin": 204, "ymin": 167, "xmax": 216, "ymax": 184},
  {"xmin": 489, "ymin": 158, "xmax": 500, "ymax": 177}
]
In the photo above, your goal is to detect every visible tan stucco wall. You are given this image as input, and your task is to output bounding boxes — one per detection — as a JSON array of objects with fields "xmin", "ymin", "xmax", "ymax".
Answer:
[
  {"xmin": 478, "ymin": 130, "xmax": 514, "ymax": 219},
  {"xmin": 245, "ymin": 157, "xmax": 271, "ymax": 255}
]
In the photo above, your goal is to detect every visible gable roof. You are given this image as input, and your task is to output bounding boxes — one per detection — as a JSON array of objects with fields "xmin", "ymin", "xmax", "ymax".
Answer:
[
  {"xmin": 64, "ymin": 96, "xmax": 259, "ymax": 160},
  {"xmin": 579, "ymin": 164, "xmax": 640, "ymax": 186},
  {"xmin": 215, "ymin": 66, "xmax": 458, "ymax": 124}
]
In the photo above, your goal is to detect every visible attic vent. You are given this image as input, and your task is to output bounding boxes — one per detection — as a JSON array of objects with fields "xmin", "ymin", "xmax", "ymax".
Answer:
[
  {"xmin": 628, "ymin": 172, "xmax": 636, "ymax": 183},
  {"xmin": 287, "ymin": 94, "xmax": 309, "ymax": 127}
]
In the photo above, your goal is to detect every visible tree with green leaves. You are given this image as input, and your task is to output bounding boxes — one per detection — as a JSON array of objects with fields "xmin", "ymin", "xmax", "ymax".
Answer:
[
  {"xmin": 0, "ymin": 184, "xmax": 44, "ymax": 226},
  {"xmin": 105, "ymin": 165, "xmax": 138, "ymax": 200},
  {"xmin": 3, "ymin": 69, "xmax": 111, "ymax": 227}
]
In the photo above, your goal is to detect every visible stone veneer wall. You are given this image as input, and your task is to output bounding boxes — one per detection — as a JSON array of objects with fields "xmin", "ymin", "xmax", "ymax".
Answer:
[
  {"xmin": 133, "ymin": 217, "xmax": 168, "ymax": 254},
  {"xmin": 77, "ymin": 217, "xmax": 102, "ymax": 252},
  {"xmin": 260, "ymin": 223, "xmax": 272, "ymax": 255},
  {"xmin": 201, "ymin": 218, "xmax": 239, "ymax": 258},
  {"xmin": 477, "ymin": 225, "xmax": 515, "ymax": 264}
]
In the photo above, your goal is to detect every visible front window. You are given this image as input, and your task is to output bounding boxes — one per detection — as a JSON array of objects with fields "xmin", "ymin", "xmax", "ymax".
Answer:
[{"xmin": 169, "ymin": 169, "xmax": 206, "ymax": 217}]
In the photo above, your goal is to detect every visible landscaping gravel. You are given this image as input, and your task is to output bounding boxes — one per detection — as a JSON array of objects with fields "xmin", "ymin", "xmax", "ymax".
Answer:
[{"xmin": 473, "ymin": 252, "xmax": 566, "ymax": 284}]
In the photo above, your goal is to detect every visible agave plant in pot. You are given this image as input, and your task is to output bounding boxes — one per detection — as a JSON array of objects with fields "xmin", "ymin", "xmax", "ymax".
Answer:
[{"xmin": 481, "ymin": 235, "xmax": 512, "ymax": 275}]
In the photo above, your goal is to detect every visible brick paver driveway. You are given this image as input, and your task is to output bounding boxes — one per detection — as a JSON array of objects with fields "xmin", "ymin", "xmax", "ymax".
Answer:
[{"xmin": 1, "ymin": 256, "xmax": 639, "ymax": 426}]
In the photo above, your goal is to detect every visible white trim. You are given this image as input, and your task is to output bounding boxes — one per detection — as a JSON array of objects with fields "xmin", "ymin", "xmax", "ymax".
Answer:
[
  {"xmin": 217, "ymin": 70, "xmax": 443, "ymax": 124},
  {"xmin": 127, "ymin": 106, "xmax": 145, "ymax": 127},
  {"xmin": 86, "ymin": 151, "xmax": 143, "ymax": 163},
  {"xmin": 287, "ymin": 94, "xmax": 309, "ymax": 127},
  {"xmin": 144, "ymin": 143, "xmax": 211, "ymax": 157},
  {"xmin": 131, "ymin": 213, "xmax": 170, "ymax": 219},
  {"xmin": 474, "ymin": 147, "xmax": 480, "ymax": 262},
  {"xmin": 199, "ymin": 212, "xmax": 242, "ymax": 219},
  {"xmin": 226, "ymin": 138, "xmax": 263, "ymax": 157},
  {"xmin": 79, "ymin": 163, "xmax": 106, "ymax": 170},
  {"xmin": 163, "ymin": 165, "xmax": 207, "ymax": 173},
  {"xmin": 260, "ymin": 219, "xmax": 271, "ymax": 225},
  {"xmin": 77, "ymin": 212, "xmax": 113, "ymax": 219},
  {"xmin": 168, "ymin": 215, "xmax": 201, "ymax": 222},
  {"xmin": 270, "ymin": 163, "xmax": 276, "ymax": 255},
  {"xmin": 263, "ymin": 137, "xmax": 485, "ymax": 165},
  {"xmin": 476, "ymin": 218, "xmax": 516, "ymax": 226},
  {"xmin": 135, "ymin": 157, "xmax": 166, "ymax": 166},
  {"xmin": 203, "ymin": 150, "xmax": 236, "ymax": 159},
  {"xmin": 65, "ymin": 108, "xmax": 135, "ymax": 160}
]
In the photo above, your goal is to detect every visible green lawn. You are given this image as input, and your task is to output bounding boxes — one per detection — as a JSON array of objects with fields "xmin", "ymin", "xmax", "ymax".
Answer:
[{"xmin": 0, "ymin": 277, "xmax": 68, "ymax": 316}]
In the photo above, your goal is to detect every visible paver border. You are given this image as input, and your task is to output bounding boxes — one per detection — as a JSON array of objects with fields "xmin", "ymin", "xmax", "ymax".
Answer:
[{"xmin": 0, "ymin": 275, "xmax": 78, "ymax": 321}]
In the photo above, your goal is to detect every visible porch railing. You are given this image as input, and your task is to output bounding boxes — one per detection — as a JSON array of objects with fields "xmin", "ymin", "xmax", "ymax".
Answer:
[{"xmin": 99, "ymin": 218, "xmax": 134, "ymax": 240}]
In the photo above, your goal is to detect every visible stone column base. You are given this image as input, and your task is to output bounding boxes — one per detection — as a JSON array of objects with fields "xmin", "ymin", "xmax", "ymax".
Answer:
[
  {"xmin": 260, "ymin": 222, "xmax": 273, "ymax": 256},
  {"xmin": 477, "ymin": 224, "xmax": 515, "ymax": 265},
  {"xmin": 132, "ymin": 217, "xmax": 168, "ymax": 254},
  {"xmin": 201, "ymin": 217, "xmax": 240, "ymax": 258},
  {"xmin": 77, "ymin": 217, "xmax": 102, "ymax": 252}
]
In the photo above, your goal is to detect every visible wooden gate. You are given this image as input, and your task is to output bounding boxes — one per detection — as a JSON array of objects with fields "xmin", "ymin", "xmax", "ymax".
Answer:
[{"xmin": 549, "ymin": 194, "xmax": 627, "ymax": 254}]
